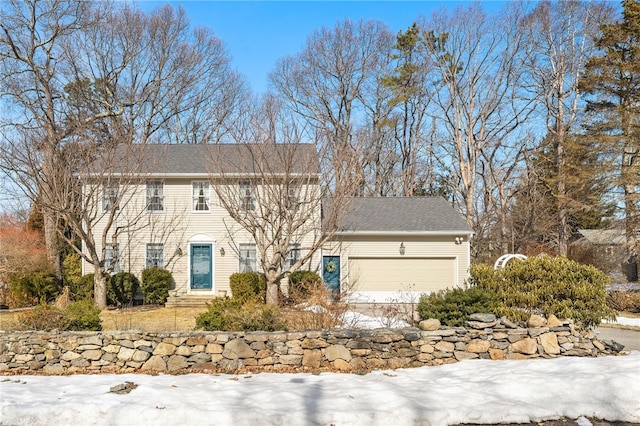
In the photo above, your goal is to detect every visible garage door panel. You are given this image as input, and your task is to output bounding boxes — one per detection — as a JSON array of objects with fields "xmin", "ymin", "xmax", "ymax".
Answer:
[{"xmin": 348, "ymin": 257, "xmax": 454, "ymax": 293}]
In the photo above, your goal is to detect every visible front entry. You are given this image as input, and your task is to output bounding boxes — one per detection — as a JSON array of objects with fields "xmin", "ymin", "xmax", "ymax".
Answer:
[
  {"xmin": 322, "ymin": 256, "xmax": 340, "ymax": 298},
  {"xmin": 190, "ymin": 244, "xmax": 212, "ymax": 291}
]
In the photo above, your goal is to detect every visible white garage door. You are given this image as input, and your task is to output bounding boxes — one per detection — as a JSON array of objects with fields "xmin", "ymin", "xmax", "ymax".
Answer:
[{"xmin": 348, "ymin": 257, "xmax": 455, "ymax": 293}]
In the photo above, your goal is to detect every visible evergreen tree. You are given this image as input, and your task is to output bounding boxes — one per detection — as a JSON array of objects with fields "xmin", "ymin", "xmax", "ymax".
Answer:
[{"xmin": 580, "ymin": 0, "xmax": 640, "ymax": 280}]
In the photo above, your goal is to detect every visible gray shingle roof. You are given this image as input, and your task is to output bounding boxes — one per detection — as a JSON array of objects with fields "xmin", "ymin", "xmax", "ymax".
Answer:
[
  {"xmin": 334, "ymin": 197, "xmax": 472, "ymax": 233},
  {"xmin": 100, "ymin": 143, "xmax": 320, "ymax": 175}
]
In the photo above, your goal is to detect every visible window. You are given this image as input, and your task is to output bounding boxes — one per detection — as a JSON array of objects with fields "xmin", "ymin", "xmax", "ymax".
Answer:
[
  {"xmin": 146, "ymin": 181, "xmax": 164, "ymax": 211},
  {"xmin": 239, "ymin": 181, "xmax": 255, "ymax": 211},
  {"xmin": 285, "ymin": 243, "xmax": 300, "ymax": 270},
  {"xmin": 146, "ymin": 243, "xmax": 164, "ymax": 268},
  {"xmin": 104, "ymin": 243, "xmax": 120, "ymax": 273},
  {"xmin": 192, "ymin": 181, "xmax": 210, "ymax": 211},
  {"xmin": 102, "ymin": 183, "xmax": 119, "ymax": 212},
  {"xmin": 239, "ymin": 243, "xmax": 257, "ymax": 272},
  {"xmin": 286, "ymin": 185, "xmax": 299, "ymax": 212}
]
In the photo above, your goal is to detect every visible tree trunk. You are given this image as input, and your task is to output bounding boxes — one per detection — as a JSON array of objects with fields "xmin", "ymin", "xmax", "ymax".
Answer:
[
  {"xmin": 43, "ymin": 208, "xmax": 62, "ymax": 279},
  {"xmin": 265, "ymin": 269, "xmax": 280, "ymax": 305},
  {"xmin": 94, "ymin": 269, "xmax": 109, "ymax": 309}
]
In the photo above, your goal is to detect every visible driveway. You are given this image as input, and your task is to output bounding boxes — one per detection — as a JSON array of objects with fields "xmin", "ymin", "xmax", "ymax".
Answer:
[{"xmin": 594, "ymin": 326, "xmax": 640, "ymax": 351}]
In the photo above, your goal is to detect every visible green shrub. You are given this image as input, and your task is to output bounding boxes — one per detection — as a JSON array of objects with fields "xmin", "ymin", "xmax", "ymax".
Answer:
[
  {"xmin": 71, "ymin": 273, "xmax": 95, "ymax": 301},
  {"xmin": 229, "ymin": 272, "xmax": 266, "ymax": 304},
  {"xmin": 62, "ymin": 252, "xmax": 82, "ymax": 292},
  {"xmin": 108, "ymin": 272, "xmax": 140, "ymax": 307},
  {"xmin": 195, "ymin": 298, "xmax": 286, "ymax": 331},
  {"xmin": 9, "ymin": 271, "xmax": 61, "ymax": 307},
  {"xmin": 65, "ymin": 299, "xmax": 102, "ymax": 331},
  {"xmin": 17, "ymin": 304, "xmax": 70, "ymax": 331},
  {"xmin": 471, "ymin": 256, "xmax": 616, "ymax": 328},
  {"xmin": 141, "ymin": 268, "xmax": 173, "ymax": 305},
  {"xmin": 417, "ymin": 287, "xmax": 500, "ymax": 326},
  {"xmin": 288, "ymin": 270, "xmax": 322, "ymax": 303}
]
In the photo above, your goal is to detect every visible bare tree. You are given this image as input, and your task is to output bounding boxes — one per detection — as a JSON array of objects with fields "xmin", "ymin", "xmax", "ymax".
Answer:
[
  {"xmin": 1, "ymin": 1, "xmax": 245, "ymax": 306},
  {"xmin": 420, "ymin": 3, "xmax": 535, "ymax": 244},
  {"xmin": 209, "ymin": 99, "xmax": 357, "ymax": 304},
  {"xmin": 270, "ymin": 19, "xmax": 395, "ymax": 196},
  {"xmin": 522, "ymin": 0, "xmax": 614, "ymax": 255}
]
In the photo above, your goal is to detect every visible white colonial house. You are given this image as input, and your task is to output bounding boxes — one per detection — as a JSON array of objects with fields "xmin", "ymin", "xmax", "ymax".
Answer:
[{"xmin": 82, "ymin": 144, "xmax": 472, "ymax": 305}]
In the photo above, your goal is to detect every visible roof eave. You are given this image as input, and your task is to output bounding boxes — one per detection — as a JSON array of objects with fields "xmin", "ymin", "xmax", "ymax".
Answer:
[{"xmin": 332, "ymin": 230, "xmax": 474, "ymax": 236}]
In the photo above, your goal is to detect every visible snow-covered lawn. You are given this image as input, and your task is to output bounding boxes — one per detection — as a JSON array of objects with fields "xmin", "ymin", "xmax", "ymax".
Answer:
[
  {"xmin": 1, "ymin": 352, "xmax": 638, "ymax": 426},
  {"xmin": 603, "ymin": 316, "xmax": 640, "ymax": 328}
]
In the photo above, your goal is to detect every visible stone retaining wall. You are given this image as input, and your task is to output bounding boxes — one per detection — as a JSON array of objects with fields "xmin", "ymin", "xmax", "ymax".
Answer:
[{"xmin": 0, "ymin": 314, "xmax": 622, "ymax": 375}]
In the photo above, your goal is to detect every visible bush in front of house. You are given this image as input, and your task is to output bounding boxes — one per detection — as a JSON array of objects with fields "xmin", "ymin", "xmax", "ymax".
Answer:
[
  {"xmin": 141, "ymin": 268, "xmax": 172, "ymax": 305},
  {"xmin": 229, "ymin": 272, "xmax": 266, "ymax": 304},
  {"xmin": 17, "ymin": 300, "xmax": 102, "ymax": 331},
  {"xmin": 71, "ymin": 273, "xmax": 95, "ymax": 301},
  {"xmin": 9, "ymin": 270, "xmax": 61, "ymax": 307},
  {"xmin": 470, "ymin": 256, "xmax": 616, "ymax": 328},
  {"xmin": 417, "ymin": 286, "xmax": 500, "ymax": 326},
  {"xmin": 287, "ymin": 270, "xmax": 323, "ymax": 304},
  {"xmin": 65, "ymin": 299, "xmax": 102, "ymax": 331},
  {"xmin": 17, "ymin": 304, "xmax": 70, "ymax": 330},
  {"xmin": 195, "ymin": 297, "xmax": 286, "ymax": 332},
  {"xmin": 108, "ymin": 272, "xmax": 140, "ymax": 307}
]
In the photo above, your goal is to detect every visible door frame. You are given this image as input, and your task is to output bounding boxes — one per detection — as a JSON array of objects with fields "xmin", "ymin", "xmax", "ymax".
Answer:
[
  {"xmin": 322, "ymin": 255, "xmax": 341, "ymax": 298},
  {"xmin": 188, "ymin": 242, "xmax": 214, "ymax": 294}
]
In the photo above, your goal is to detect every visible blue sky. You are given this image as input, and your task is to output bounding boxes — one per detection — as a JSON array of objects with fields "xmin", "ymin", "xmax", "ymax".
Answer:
[{"xmin": 136, "ymin": 1, "xmax": 506, "ymax": 94}]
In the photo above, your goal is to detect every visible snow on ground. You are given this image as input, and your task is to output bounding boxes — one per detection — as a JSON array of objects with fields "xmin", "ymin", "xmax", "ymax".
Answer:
[
  {"xmin": 603, "ymin": 316, "xmax": 640, "ymax": 327},
  {"xmin": 1, "ymin": 352, "xmax": 638, "ymax": 426}
]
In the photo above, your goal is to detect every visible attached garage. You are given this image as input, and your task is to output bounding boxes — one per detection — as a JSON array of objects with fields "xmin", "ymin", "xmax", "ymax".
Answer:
[
  {"xmin": 323, "ymin": 197, "xmax": 473, "ymax": 303},
  {"xmin": 348, "ymin": 257, "xmax": 455, "ymax": 293}
]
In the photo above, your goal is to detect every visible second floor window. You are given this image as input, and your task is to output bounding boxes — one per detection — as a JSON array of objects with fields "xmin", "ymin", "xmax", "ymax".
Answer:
[
  {"xmin": 286, "ymin": 185, "xmax": 299, "ymax": 212},
  {"xmin": 147, "ymin": 181, "xmax": 164, "ymax": 211},
  {"xmin": 102, "ymin": 183, "xmax": 119, "ymax": 212},
  {"xmin": 192, "ymin": 181, "xmax": 210, "ymax": 211},
  {"xmin": 239, "ymin": 181, "xmax": 255, "ymax": 211},
  {"xmin": 104, "ymin": 243, "xmax": 120, "ymax": 273},
  {"xmin": 146, "ymin": 243, "xmax": 164, "ymax": 269},
  {"xmin": 239, "ymin": 243, "xmax": 257, "ymax": 273}
]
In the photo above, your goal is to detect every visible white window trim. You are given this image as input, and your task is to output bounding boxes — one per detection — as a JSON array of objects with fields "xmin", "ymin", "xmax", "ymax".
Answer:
[
  {"xmin": 104, "ymin": 243, "xmax": 121, "ymax": 273},
  {"xmin": 285, "ymin": 243, "xmax": 301, "ymax": 270},
  {"xmin": 239, "ymin": 180, "xmax": 256, "ymax": 211},
  {"xmin": 239, "ymin": 243, "xmax": 257, "ymax": 273},
  {"xmin": 191, "ymin": 180, "xmax": 210, "ymax": 213},
  {"xmin": 146, "ymin": 243, "xmax": 164, "ymax": 269},
  {"xmin": 146, "ymin": 181, "xmax": 164, "ymax": 212},
  {"xmin": 102, "ymin": 182, "xmax": 119, "ymax": 212}
]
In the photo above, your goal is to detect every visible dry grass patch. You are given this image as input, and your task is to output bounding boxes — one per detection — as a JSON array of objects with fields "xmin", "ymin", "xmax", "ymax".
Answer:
[{"xmin": 100, "ymin": 306, "xmax": 208, "ymax": 332}]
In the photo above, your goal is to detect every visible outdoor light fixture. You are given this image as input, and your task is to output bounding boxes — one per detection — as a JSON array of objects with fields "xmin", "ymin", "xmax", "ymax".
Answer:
[
  {"xmin": 455, "ymin": 237, "xmax": 464, "ymax": 245},
  {"xmin": 175, "ymin": 247, "xmax": 183, "ymax": 257},
  {"xmin": 399, "ymin": 242, "xmax": 405, "ymax": 256},
  {"xmin": 220, "ymin": 247, "xmax": 225, "ymax": 256}
]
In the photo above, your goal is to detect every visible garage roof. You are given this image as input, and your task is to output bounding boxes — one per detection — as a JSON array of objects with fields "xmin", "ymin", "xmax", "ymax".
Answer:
[{"xmin": 333, "ymin": 197, "xmax": 472, "ymax": 234}]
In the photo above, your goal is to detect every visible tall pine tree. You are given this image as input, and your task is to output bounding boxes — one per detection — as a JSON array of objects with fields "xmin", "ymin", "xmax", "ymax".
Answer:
[{"xmin": 581, "ymin": 0, "xmax": 640, "ymax": 281}]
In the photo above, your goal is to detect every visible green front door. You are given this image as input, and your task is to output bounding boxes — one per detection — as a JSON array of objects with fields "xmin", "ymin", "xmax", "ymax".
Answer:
[{"xmin": 190, "ymin": 244, "xmax": 212, "ymax": 290}]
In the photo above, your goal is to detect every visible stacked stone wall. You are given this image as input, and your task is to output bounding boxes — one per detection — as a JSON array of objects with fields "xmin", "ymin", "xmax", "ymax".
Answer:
[{"xmin": 0, "ymin": 314, "xmax": 622, "ymax": 375}]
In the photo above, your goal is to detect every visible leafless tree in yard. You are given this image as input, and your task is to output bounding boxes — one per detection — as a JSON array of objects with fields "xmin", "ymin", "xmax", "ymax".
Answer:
[
  {"xmin": 418, "ymin": 3, "xmax": 535, "ymax": 248},
  {"xmin": 0, "ymin": 0, "xmax": 245, "ymax": 307},
  {"xmin": 209, "ymin": 99, "xmax": 358, "ymax": 304},
  {"xmin": 270, "ymin": 19, "xmax": 396, "ymax": 196}
]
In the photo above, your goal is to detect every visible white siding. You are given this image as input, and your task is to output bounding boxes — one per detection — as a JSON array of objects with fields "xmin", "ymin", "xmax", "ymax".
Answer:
[
  {"xmin": 324, "ymin": 234, "xmax": 470, "ymax": 303},
  {"xmin": 83, "ymin": 177, "xmax": 321, "ymax": 297}
]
